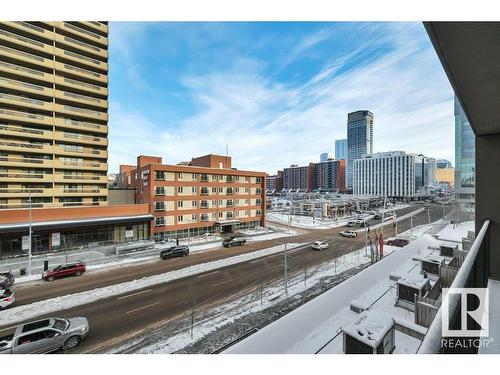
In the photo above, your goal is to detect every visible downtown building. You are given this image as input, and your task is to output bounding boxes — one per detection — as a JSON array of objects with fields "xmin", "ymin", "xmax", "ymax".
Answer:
[
  {"xmin": 454, "ymin": 96, "xmax": 475, "ymax": 204},
  {"xmin": 266, "ymin": 170, "xmax": 283, "ymax": 194},
  {"xmin": 335, "ymin": 138, "xmax": 347, "ymax": 160},
  {"xmin": 0, "ymin": 21, "xmax": 109, "ymax": 209},
  {"xmin": 352, "ymin": 151, "xmax": 417, "ymax": 199},
  {"xmin": 346, "ymin": 111, "xmax": 373, "ymax": 190},
  {"xmin": 118, "ymin": 154, "xmax": 267, "ymax": 241},
  {"xmin": 282, "ymin": 159, "xmax": 345, "ymax": 193}
]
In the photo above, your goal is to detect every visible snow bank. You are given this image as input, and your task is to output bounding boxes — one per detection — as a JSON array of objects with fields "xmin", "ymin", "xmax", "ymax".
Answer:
[
  {"xmin": 0, "ymin": 242, "xmax": 304, "ymax": 326},
  {"xmin": 436, "ymin": 220, "xmax": 475, "ymax": 243}
]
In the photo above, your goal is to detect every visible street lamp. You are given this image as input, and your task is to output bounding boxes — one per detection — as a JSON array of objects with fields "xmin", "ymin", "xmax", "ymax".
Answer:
[{"xmin": 28, "ymin": 189, "xmax": 33, "ymax": 276}]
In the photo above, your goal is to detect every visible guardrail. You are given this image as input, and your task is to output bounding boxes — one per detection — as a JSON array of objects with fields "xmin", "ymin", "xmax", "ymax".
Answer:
[{"xmin": 418, "ymin": 219, "xmax": 490, "ymax": 354}]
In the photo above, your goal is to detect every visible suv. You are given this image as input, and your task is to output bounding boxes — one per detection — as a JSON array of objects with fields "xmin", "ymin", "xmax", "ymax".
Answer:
[
  {"xmin": 0, "ymin": 317, "xmax": 89, "ymax": 354},
  {"xmin": 339, "ymin": 230, "xmax": 357, "ymax": 238},
  {"xmin": 311, "ymin": 241, "xmax": 328, "ymax": 251},
  {"xmin": 346, "ymin": 221, "xmax": 357, "ymax": 227},
  {"xmin": 0, "ymin": 272, "xmax": 14, "ymax": 289},
  {"xmin": 222, "ymin": 236, "xmax": 246, "ymax": 248},
  {"xmin": 42, "ymin": 262, "xmax": 86, "ymax": 282},
  {"xmin": 160, "ymin": 246, "xmax": 189, "ymax": 259}
]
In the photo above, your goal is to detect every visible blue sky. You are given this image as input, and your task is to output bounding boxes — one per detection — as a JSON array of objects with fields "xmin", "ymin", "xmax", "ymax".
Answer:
[{"xmin": 108, "ymin": 22, "xmax": 455, "ymax": 174}]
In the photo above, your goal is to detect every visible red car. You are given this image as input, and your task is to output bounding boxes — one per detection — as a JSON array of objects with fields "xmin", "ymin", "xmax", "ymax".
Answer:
[
  {"xmin": 386, "ymin": 239, "xmax": 410, "ymax": 247},
  {"xmin": 42, "ymin": 262, "xmax": 86, "ymax": 282}
]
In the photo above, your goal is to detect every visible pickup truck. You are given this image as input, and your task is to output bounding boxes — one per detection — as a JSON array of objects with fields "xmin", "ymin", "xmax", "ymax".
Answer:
[{"xmin": 0, "ymin": 317, "xmax": 89, "ymax": 354}]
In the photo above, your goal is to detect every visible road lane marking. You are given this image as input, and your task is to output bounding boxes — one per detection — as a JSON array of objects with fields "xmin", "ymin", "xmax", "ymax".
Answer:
[
  {"xmin": 117, "ymin": 289, "xmax": 152, "ymax": 300},
  {"xmin": 125, "ymin": 301, "xmax": 162, "ymax": 315},
  {"xmin": 197, "ymin": 270, "xmax": 220, "ymax": 278}
]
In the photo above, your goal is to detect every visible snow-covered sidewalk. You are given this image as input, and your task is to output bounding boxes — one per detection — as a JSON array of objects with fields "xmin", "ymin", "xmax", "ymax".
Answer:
[{"xmin": 0, "ymin": 242, "xmax": 305, "ymax": 326}]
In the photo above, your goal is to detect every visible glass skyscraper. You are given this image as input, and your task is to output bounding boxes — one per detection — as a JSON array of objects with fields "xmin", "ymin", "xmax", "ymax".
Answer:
[
  {"xmin": 454, "ymin": 96, "xmax": 475, "ymax": 203},
  {"xmin": 335, "ymin": 139, "xmax": 347, "ymax": 160},
  {"xmin": 346, "ymin": 111, "xmax": 373, "ymax": 189}
]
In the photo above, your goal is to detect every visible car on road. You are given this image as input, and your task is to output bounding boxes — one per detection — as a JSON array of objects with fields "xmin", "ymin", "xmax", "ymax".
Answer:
[
  {"xmin": 346, "ymin": 221, "xmax": 357, "ymax": 227},
  {"xmin": 160, "ymin": 246, "xmax": 189, "ymax": 259},
  {"xmin": 42, "ymin": 262, "xmax": 86, "ymax": 282},
  {"xmin": 386, "ymin": 238, "xmax": 410, "ymax": 247},
  {"xmin": 339, "ymin": 230, "xmax": 358, "ymax": 238},
  {"xmin": 0, "ymin": 272, "xmax": 14, "ymax": 289},
  {"xmin": 373, "ymin": 214, "xmax": 381, "ymax": 220},
  {"xmin": 0, "ymin": 317, "xmax": 89, "ymax": 354},
  {"xmin": 0, "ymin": 289, "xmax": 15, "ymax": 310},
  {"xmin": 222, "ymin": 236, "xmax": 247, "ymax": 248},
  {"xmin": 311, "ymin": 241, "xmax": 329, "ymax": 251}
]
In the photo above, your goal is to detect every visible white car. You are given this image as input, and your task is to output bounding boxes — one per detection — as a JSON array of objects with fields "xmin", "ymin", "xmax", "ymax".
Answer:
[
  {"xmin": 312, "ymin": 241, "xmax": 329, "ymax": 251},
  {"xmin": 0, "ymin": 289, "xmax": 15, "ymax": 310},
  {"xmin": 339, "ymin": 230, "xmax": 357, "ymax": 238}
]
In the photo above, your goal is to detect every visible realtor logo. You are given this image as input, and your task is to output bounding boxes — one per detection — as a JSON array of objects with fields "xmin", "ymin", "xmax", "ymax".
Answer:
[{"xmin": 442, "ymin": 288, "xmax": 489, "ymax": 337}]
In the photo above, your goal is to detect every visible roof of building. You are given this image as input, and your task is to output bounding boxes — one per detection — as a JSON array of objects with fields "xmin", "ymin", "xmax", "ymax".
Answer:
[{"xmin": 343, "ymin": 312, "xmax": 394, "ymax": 348}]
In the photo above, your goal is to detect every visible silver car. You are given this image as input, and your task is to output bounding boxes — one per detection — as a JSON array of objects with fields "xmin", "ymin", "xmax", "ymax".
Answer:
[{"xmin": 0, "ymin": 317, "xmax": 89, "ymax": 354}]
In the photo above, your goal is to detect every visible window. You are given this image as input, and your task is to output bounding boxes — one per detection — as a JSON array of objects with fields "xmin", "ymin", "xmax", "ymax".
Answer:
[
  {"xmin": 212, "ymin": 187, "xmax": 217, "ymax": 193},
  {"xmin": 200, "ymin": 174, "xmax": 208, "ymax": 181},
  {"xmin": 200, "ymin": 213, "xmax": 208, "ymax": 221},
  {"xmin": 256, "ymin": 177, "xmax": 262, "ymax": 183},
  {"xmin": 219, "ymin": 199, "xmax": 223, "ymax": 205},
  {"xmin": 200, "ymin": 200, "xmax": 208, "ymax": 208},
  {"xmin": 177, "ymin": 201, "xmax": 183, "ymax": 208},
  {"xmin": 212, "ymin": 200, "xmax": 217, "ymax": 206},
  {"xmin": 155, "ymin": 186, "xmax": 165, "ymax": 195},
  {"xmin": 177, "ymin": 215, "xmax": 184, "ymax": 222},
  {"xmin": 235, "ymin": 187, "xmax": 240, "ymax": 193},
  {"xmin": 177, "ymin": 186, "xmax": 183, "ymax": 194},
  {"xmin": 256, "ymin": 188, "xmax": 262, "ymax": 194},
  {"xmin": 218, "ymin": 187, "xmax": 223, "ymax": 193},
  {"xmin": 191, "ymin": 173, "xmax": 196, "ymax": 180},
  {"xmin": 256, "ymin": 209, "xmax": 262, "ymax": 216},
  {"xmin": 256, "ymin": 198, "xmax": 261, "ymax": 205},
  {"xmin": 191, "ymin": 213, "xmax": 197, "ymax": 221},
  {"xmin": 191, "ymin": 186, "xmax": 197, "ymax": 194},
  {"xmin": 201, "ymin": 187, "xmax": 208, "ymax": 195},
  {"xmin": 155, "ymin": 171, "xmax": 165, "ymax": 180},
  {"xmin": 227, "ymin": 200, "xmax": 233, "ymax": 207},
  {"xmin": 177, "ymin": 172, "xmax": 183, "ymax": 179},
  {"xmin": 155, "ymin": 202, "xmax": 165, "ymax": 211},
  {"xmin": 192, "ymin": 200, "xmax": 197, "ymax": 207},
  {"xmin": 245, "ymin": 187, "xmax": 249, "ymax": 193},
  {"xmin": 218, "ymin": 212, "xmax": 223, "ymax": 218},
  {"xmin": 155, "ymin": 217, "xmax": 165, "ymax": 227}
]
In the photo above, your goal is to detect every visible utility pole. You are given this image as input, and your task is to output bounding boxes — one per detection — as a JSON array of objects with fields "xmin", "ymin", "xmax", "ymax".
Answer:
[
  {"xmin": 365, "ymin": 226, "xmax": 368, "ymax": 256},
  {"xmin": 410, "ymin": 214, "xmax": 413, "ymax": 237},
  {"xmin": 427, "ymin": 207, "xmax": 431, "ymax": 224},
  {"xmin": 284, "ymin": 243, "xmax": 288, "ymax": 295},
  {"xmin": 28, "ymin": 189, "xmax": 32, "ymax": 276},
  {"xmin": 442, "ymin": 202, "xmax": 445, "ymax": 220}
]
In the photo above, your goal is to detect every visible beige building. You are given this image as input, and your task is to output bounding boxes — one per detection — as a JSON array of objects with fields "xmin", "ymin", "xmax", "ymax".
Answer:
[
  {"xmin": 0, "ymin": 22, "xmax": 109, "ymax": 209},
  {"xmin": 435, "ymin": 167, "xmax": 455, "ymax": 189}
]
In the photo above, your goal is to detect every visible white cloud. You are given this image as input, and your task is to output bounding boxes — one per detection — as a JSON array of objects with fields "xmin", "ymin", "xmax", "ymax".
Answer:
[{"xmin": 107, "ymin": 23, "xmax": 455, "ymax": 175}]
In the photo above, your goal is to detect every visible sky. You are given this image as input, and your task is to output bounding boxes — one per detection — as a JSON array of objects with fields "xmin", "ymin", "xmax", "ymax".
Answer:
[{"xmin": 108, "ymin": 22, "xmax": 455, "ymax": 175}]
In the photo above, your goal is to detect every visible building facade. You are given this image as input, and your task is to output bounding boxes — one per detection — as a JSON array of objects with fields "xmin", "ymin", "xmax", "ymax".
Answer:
[
  {"xmin": 352, "ymin": 151, "xmax": 416, "ymax": 198},
  {"xmin": 436, "ymin": 159, "xmax": 452, "ymax": 169},
  {"xmin": 454, "ymin": 96, "xmax": 475, "ymax": 203},
  {"xmin": 0, "ymin": 21, "xmax": 109, "ymax": 209},
  {"xmin": 435, "ymin": 167, "xmax": 455, "ymax": 189},
  {"xmin": 335, "ymin": 138, "xmax": 347, "ymax": 160},
  {"xmin": 415, "ymin": 155, "xmax": 436, "ymax": 194},
  {"xmin": 119, "ymin": 154, "xmax": 267, "ymax": 241},
  {"xmin": 347, "ymin": 111, "xmax": 373, "ymax": 190},
  {"xmin": 266, "ymin": 170, "xmax": 283, "ymax": 194},
  {"xmin": 282, "ymin": 159, "xmax": 345, "ymax": 192},
  {"xmin": 283, "ymin": 164, "xmax": 309, "ymax": 192}
]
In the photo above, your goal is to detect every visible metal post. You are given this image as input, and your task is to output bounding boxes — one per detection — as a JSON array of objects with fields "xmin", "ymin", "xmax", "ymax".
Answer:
[
  {"xmin": 284, "ymin": 243, "xmax": 288, "ymax": 295},
  {"xmin": 410, "ymin": 214, "xmax": 413, "ymax": 236},
  {"xmin": 427, "ymin": 208, "xmax": 431, "ymax": 224},
  {"xmin": 28, "ymin": 189, "xmax": 32, "ymax": 276},
  {"xmin": 442, "ymin": 203, "xmax": 445, "ymax": 220},
  {"xmin": 365, "ymin": 227, "xmax": 368, "ymax": 256}
]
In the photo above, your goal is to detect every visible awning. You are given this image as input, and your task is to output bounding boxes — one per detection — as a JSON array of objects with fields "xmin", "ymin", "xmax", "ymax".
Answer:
[
  {"xmin": 215, "ymin": 219, "xmax": 241, "ymax": 226},
  {"xmin": 0, "ymin": 214, "xmax": 154, "ymax": 234}
]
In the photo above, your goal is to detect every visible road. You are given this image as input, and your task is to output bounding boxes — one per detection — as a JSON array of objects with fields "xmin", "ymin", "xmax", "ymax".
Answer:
[{"xmin": 0, "ymin": 203, "xmax": 445, "ymax": 353}]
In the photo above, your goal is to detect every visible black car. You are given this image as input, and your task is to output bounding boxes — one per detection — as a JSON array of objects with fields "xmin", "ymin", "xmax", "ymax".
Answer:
[
  {"xmin": 374, "ymin": 214, "xmax": 381, "ymax": 220},
  {"xmin": 222, "ymin": 236, "xmax": 246, "ymax": 248},
  {"xmin": 160, "ymin": 246, "xmax": 189, "ymax": 259},
  {"xmin": 0, "ymin": 272, "xmax": 14, "ymax": 289}
]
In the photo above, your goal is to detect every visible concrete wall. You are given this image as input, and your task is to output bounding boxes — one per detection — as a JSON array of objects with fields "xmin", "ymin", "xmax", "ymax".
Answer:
[
  {"xmin": 476, "ymin": 134, "xmax": 500, "ymax": 280},
  {"xmin": 108, "ymin": 189, "xmax": 136, "ymax": 205}
]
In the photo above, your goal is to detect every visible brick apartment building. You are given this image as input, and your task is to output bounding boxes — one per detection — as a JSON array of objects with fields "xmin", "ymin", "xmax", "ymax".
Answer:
[
  {"xmin": 266, "ymin": 170, "xmax": 283, "ymax": 194},
  {"xmin": 117, "ymin": 154, "xmax": 267, "ymax": 241},
  {"xmin": 280, "ymin": 159, "xmax": 345, "ymax": 193}
]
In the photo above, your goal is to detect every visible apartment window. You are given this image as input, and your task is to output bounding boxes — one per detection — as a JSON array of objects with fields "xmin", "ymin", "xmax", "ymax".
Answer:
[
  {"xmin": 218, "ymin": 187, "xmax": 223, "ymax": 193},
  {"xmin": 155, "ymin": 171, "xmax": 165, "ymax": 180},
  {"xmin": 177, "ymin": 215, "xmax": 184, "ymax": 222},
  {"xmin": 200, "ymin": 174, "xmax": 208, "ymax": 182},
  {"xmin": 256, "ymin": 198, "xmax": 261, "ymax": 205},
  {"xmin": 191, "ymin": 214, "xmax": 197, "ymax": 221},
  {"xmin": 177, "ymin": 172, "xmax": 183, "ymax": 179},
  {"xmin": 155, "ymin": 217, "xmax": 165, "ymax": 227},
  {"xmin": 155, "ymin": 186, "xmax": 165, "ymax": 195},
  {"xmin": 227, "ymin": 200, "xmax": 234, "ymax": 207},
  {"xmin": 246, "ymin": 210, "xmax": 250, "ymax": 216},
  {"xmin": 235, "ymin": 176, "xmax": 240, "ymax": 181},
  {"xmin": 177, "ymin": 201, "xmax": 183, "ymax": 208},
  {"xmin": 191, "ymin": 173, "xmax": 197, "ymax": 180},
  {"xmin": 235, "ymin": 211, "xmax": 240, "ymax": 217},
  {"xmin": 211, "ymin": 212, "xmax": 217, "ymax": 220},
  {"xmin": 192, "ymin": 200, "xmax": 197, "ymax": 207},
  {"xmin": 155, "ymin": 202, "xmax": 165, "ymax": 211},
  {"xmin": 256, "ymin": 177, "xmax": 262, "ymax": 183},
  {"xmin": 200, "ymin": 200, "xmax": 208, "ymax": 208},
  {"xmin": 219, "ymin": 199, "xmax": 223, "ymax": 206},
  {"xmin": 245, "ymin": 176, "xmax": 250, "ymax": 182},
  {"xmin": 177, "ymin": 186, "xmax": 183, "ymax": 194},
  {"xmin": 218, "ymin": 212, "xmax": 223, "ymax": 218},
  {"xmin": 201, "ymin": 187, "xmax": 208, "ymax": 195},
  {"xmin": 226, "ymin": 212, "xmax": 233, "ymax": 219},
  {"xmin": 191, "ymin": 186, "xmax": 197, "ymax": 194},
  {"xmin": 200, "ymin": 213, "xmax": 208, "ymax": 221},
  {"xmin": 212, "ymin": 187, "xmax": 217, "ymax": 193},
  {"xmin": 256, "ymin": 188, "xmax": 262, "ymax": 194},
  {"xmin": 245, "ymin": 199, "xmax": 250, "ymax": 204},
  {"xmin": 256, "ymin": 209, "xmax": 262, "ymax": 216},
  {"xmin": 211, "ymin": 174, "xmax": 217, "ymax": 181},
  {"xmin": 245, "ymin": 187, "xmax": 249, "ymax": 193},
  {"xmin": 227, "ymin": 188, "xmax": 233, "ymax": 195},
  {"xmin": 235, "ymin": 187, "xmax": 240, "ymax": 193}
]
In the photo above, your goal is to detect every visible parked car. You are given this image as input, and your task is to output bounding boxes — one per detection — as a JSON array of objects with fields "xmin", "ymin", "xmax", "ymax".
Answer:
[
  {"xmin": 0, "ymin": 289, "xmax": 15, "ymax": 310},
  {"xmin": 311, "ymin": 241, "xmax": 329, "ymax": 251},
  {"xmin": 160, "ymin": 246, "xmax": 189, "ymax": 259},
  {"xmin": 222, "ymin": 236, "xmax": 246, "ymax": 248},
  {"xmin": 0, "ymin": 272, "xmax": 14, "ymax": 289},
  {"xmin": 0, "ymin": 317, "xmax": 89, "ymax": 354},
  {"xmin": 42, "ymin": 262, "xmax": 86, "ymax": 282},
  {"xmin": 346, "ymin": 221, "xmax": 357, "ymax": 227},
  {"xmin": 339, "ymin": 230, "xmax": 358, "ymax": 238},
  {"xmin": 386, "ymin": 238, "xmax": 410, "ymax": 247}
]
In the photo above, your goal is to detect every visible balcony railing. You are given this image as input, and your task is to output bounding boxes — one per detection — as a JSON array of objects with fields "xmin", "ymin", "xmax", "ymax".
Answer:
[{"xmin": 418, "ymin": 219, "xmax": 490, "ymax": 354}]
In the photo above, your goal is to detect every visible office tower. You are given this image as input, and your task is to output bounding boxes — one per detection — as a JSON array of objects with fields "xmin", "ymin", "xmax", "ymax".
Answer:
[
  {"xmin": 0, "ymin": 22, "xmax": 109, "ymax": 209},
  {"xmin": 353, "ymin": 151, "xmax": 416, "ymax": 198},
  {"xmin": 320, "ymin": 152, "xmax": 333, "ymax": 162},
  {"xmin": 335, "ymin": 139, "xmax": 347, "ymax": 160},
  {"xmin": 346, "ymin": 111, "xmax": 373, "ymax": 189},
  {"xmin": 415, "ymin": 155, "xmax": 436, "ymax": 194},
  {"xmin": 436, "ymin": 159, "xmax": 452, "ymax": 169},
  {"xmin": 454, "ymin": 96, "xmax": 475, "ymax": 203}
]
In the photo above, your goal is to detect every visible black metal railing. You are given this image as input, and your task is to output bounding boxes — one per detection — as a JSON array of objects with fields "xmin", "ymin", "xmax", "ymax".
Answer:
[{"xmin": 418, "ymin": 219, "xmax": 490, "ymax": 354}]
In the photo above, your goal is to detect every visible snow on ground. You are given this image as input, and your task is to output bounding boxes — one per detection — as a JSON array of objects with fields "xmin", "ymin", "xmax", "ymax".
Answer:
[
  {"xmin": 0, "ymin": 242, "xmax": 305, "ymax": 326},
  {"xmin": 435, "ymin": 221, "xmax": 475, "ymax": 243},
  {"xmin": 226, "ymin": 233, "xmax": 444, "ymax": 353}
]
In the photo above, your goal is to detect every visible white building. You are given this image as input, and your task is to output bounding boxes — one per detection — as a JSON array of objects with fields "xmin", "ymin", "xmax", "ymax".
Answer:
[{"xmin": 353, "ymin": 151, "xmax": 416, "ymax": 198}]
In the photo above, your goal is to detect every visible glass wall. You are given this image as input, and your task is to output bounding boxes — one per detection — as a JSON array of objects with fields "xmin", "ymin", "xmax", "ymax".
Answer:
[{"xmin": 454, "ymin": 96, "xmax": 475, "ymax": 204}]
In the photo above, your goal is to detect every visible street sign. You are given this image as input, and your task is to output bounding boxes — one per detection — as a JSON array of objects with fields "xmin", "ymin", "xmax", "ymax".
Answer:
[
  {"xmin": 125, "ymin": 229, "xmax": 134, "ymax": 238},
  {"xmin": 22, "ymin": 235, "xmax": 30, "ymax": 251},
  {"xmin": 51, "ymin": 232, "xmax": 60, "ymax": 247}
]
